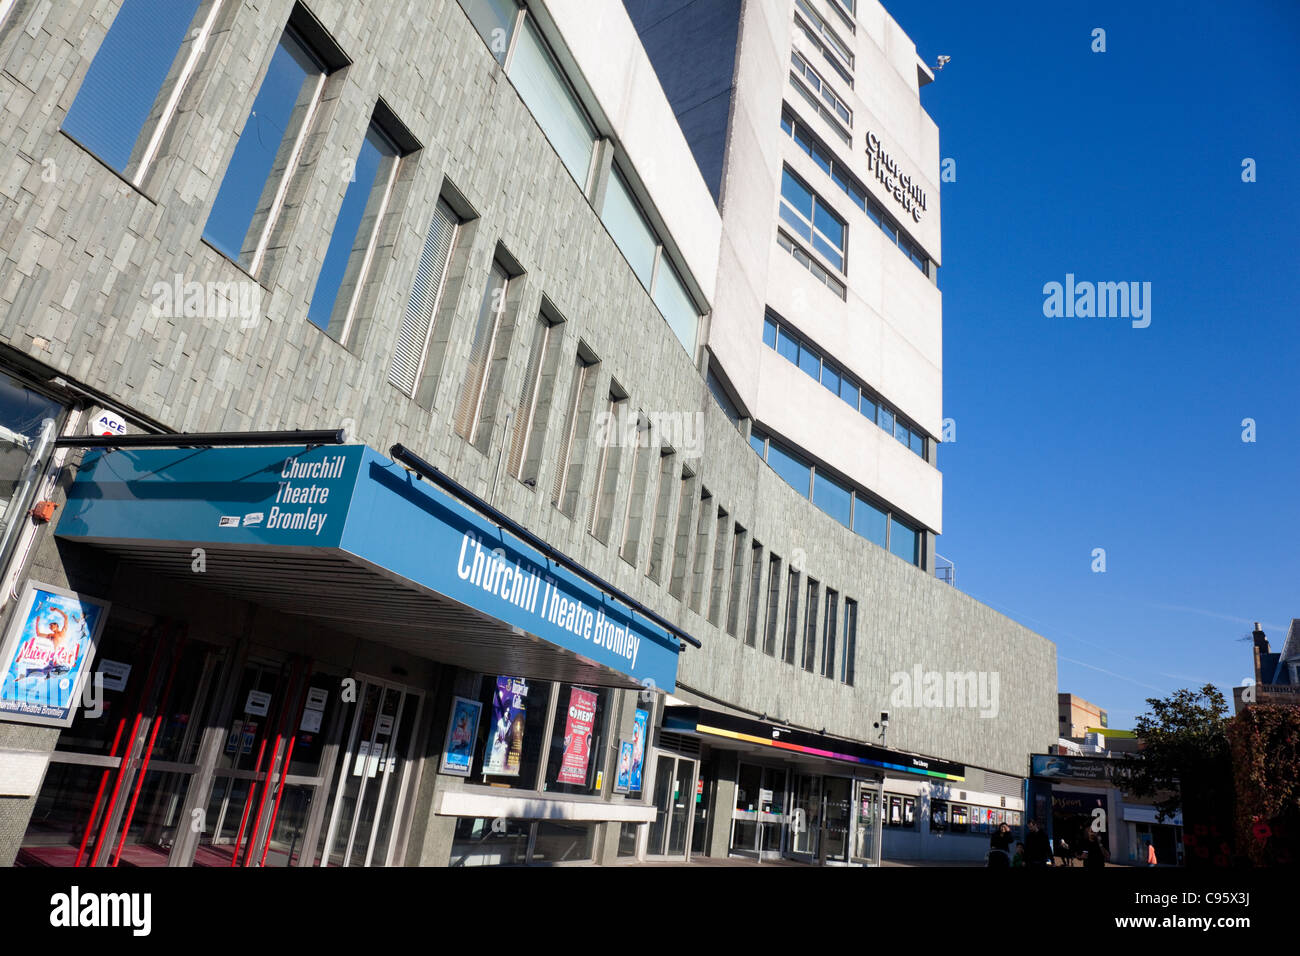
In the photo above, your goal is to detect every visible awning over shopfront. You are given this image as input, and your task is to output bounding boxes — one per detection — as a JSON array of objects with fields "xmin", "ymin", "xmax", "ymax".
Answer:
[
  {"xmin": 55, "ymin": 444, "xmax": 680, "ymax": 691},
  {"xmin": 663, "ymin": 707, "xmax": 965, "ymax": 781}
]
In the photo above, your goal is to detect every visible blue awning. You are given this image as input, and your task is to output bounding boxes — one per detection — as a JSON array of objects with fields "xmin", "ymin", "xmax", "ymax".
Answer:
[{"xmin": 55, "ymin": 444, "xmax": 680, "ymax": 692}]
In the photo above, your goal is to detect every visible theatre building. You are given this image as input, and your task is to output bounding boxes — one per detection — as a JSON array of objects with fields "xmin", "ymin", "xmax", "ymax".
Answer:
[{"xmin": 0, "ymin": 0, "xmax": 1055, "ymax": 867}]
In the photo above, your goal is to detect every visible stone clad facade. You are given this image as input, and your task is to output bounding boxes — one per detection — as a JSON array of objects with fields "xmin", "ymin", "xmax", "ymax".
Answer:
[{"xmin": 0, "ymin": 0, "xmax": 1054, "ymax": 867}]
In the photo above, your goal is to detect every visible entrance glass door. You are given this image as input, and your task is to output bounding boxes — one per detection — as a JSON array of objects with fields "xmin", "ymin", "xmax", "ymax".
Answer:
[
  {"xmin": 19, "ymin": 620, "xmax": 226, "ymax": 867},
  {"xmin": 822, "ymin": 776, "xmax": 851, "ymax": 863},
  {"xmin": 852, "ymin": 780, "xmax": 882, "ymax": 865},
  {"xmin": 316, "ymin": 676, "xmax": 423, "ymax": 867},
  {"xmin": 691, "ymin": 760, "xmax": 710, "ymax": 854},
  {"xmin": 197, "ymin": 655, "xmax": 324, "ymax": 867},
  {"xmin": 790, "ymin": 773, "xmax": 821, "ymax": 859},
  {"xmin": 729, "ymin": 764, "xmax": 786, "ymax": 859},
  {"xmin": 647, "ymin": 753, "xmax": 697, "ymax": 858}
]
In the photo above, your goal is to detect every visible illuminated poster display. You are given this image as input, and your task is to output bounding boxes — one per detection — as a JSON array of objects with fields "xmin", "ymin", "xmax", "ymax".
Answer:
[
  {"xmin": 484, "ymin": 676, "xmax": 529, "ymax": 776},
  {"xmin": 556, "ymin": 687, "xmax": 597, "ymax": 785},
  {"xmin": 0, "ymin": 581, "xmax": 109, "ymax": 727}
]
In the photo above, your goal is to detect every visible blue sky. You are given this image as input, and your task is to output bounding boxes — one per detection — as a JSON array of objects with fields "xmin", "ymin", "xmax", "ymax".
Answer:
[{"xmin": 884, "ymin": 0, "xmax": 1300, "ymax": 727}]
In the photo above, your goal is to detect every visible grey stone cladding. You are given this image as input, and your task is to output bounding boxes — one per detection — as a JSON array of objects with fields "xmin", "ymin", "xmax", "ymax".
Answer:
[{"xmin": 0, "ymin": 0, "xmax": 1055, "ymax": 782}]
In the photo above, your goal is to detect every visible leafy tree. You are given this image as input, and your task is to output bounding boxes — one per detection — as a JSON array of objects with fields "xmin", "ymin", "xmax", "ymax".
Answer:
[
  {"xmin": 1228, "ymin": 704, "xmax": 1300, "ymax": 866},
  {"xmin": 1126, "ymin": 684, "xmax": 1235, "ymax": 866}
]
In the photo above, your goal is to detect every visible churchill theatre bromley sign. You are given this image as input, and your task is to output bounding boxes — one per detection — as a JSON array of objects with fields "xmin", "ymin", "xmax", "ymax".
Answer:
[{"xmin": 865, "ymin": 131, "xmax": 926, "ymax": 223}]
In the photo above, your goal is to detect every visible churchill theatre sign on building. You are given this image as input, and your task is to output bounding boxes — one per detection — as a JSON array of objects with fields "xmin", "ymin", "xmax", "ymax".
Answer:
[{"xmin": 865, "ymin": 131, "xmax": 927, "ymax": 222}]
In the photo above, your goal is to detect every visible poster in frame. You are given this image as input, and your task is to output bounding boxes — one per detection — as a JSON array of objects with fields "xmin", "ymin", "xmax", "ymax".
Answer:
[
  {"xmin": 613, "ymin": 739, "xmax": 634, "ymax": 793},
  {"xmin": 0, "ymin": 580, "xmax": 110, "ymax": 728},
  {"xmin": 440, "ymin": 695, "xmax": 482, "ymax": 776},
  {"xmin": 628, "ymin": 708, "xmax": 648, "ymax": 793}
]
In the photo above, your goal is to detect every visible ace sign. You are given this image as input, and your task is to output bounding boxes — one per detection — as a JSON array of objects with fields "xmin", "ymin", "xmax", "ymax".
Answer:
[{"xmin": 90, "ymin": 410, "xmax": 126, "ymax": 438}]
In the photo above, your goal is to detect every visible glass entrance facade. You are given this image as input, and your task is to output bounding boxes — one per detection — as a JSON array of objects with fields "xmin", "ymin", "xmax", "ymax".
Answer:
[
  {"xmin": 728, "ymin": 761, "xmax": 881, "ymax": 865},
  {"xmin": 17, "ymin": 610, "xmax": 425, "ymax": 868}
]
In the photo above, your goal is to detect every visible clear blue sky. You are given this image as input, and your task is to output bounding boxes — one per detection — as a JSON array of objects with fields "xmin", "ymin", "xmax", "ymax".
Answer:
[{"xmin": 884, "ymin": 0, "xmax": 1300, "ymax": 728}]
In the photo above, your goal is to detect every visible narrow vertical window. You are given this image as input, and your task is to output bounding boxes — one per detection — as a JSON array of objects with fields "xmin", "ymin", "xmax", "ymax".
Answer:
[
  {"xmin": 587, "ymin": 390, "xmax": 626, "ymax": 543},
  {"xmin": 783, "ymin": 568, "xmax": 801, "ymax": 665},
  {"xmin": 204, "ymin": 28, "xmax": 330, "ymax": 273},
  {"xmin": 645, "ymin": 449, "xmax": 676, "ymax": 584},
  {"xmin": 745, "ymin": 541, "xmax": 763, "ymax": 647},
  {"xmin": 454, "ymin": 259, "xmax": 511, "ymax": 443},
  {"xmin": 802, "ymin": 579, "xmax": 820, "ymax": 673},
  {"xmin": 707, "ymin": 507, "xmax": 730, "ymax": 626},
  {"xmin": 390, "ymin": 199, "xmax": 460, "ymax": 395},
  {"xmin": 762, "ymin": 554, "xmax": 782, "ymax": 657},
  {"xmin": 551, "ymin": 349, "xmax": 598, "ymax": 516},
  {"xmin": 725, "ymin": 525, "xmax": 748, "ymax": 637},
  {"xmin": 821, "ymin": 589, "xmax": 838, "ymax": 679},
  {"xmin": 841, "ymin": 598, "xmax": 858, "ymax": 686},
  {"xmin": 508, "ymin": 310, "xmax": 560, "ymax": 482},
  {"xmin": 309, "ymin": 122, "xmax": 402, "ymax": 342},
  {"xmin": 689, "ymin": 489, "xmax": 714, "ymax": 614},
  {"xmin": 668, "ymin": 469, "xmax": 696, "ymax": 601},
  {"xmin": 62, "ymin": 0, "xmax": 218, "ymax": 185},
  {"xmin": 619, "ymin": 415, "xmax": 653, "ymax": 564}
]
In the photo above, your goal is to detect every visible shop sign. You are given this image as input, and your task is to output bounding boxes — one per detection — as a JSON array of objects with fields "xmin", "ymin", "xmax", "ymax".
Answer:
[
  {"xmin": 864, "ymin": 131, "xmax": 927, "ymax": 223},
  {"xmin": 556, "ymin": 687, "xmax": 597, "ymax": 785},
  {"xmin": 58, "ymin": 445, "xmax": 681, "ymax": 693},
  {"xmin": 1031, "ymin": 754, "xmax": 1123, "ymax": 780},
  {"xmin": 441, "ymin": 696, "xmax": 482, "ymax": 777},
  {"xmin": 0, "ymin": 581, "xmax": 110, "ymax": 727},
  {"xmin": 89, "ymin": 410, "xmax": 126, "ymax": 437}
]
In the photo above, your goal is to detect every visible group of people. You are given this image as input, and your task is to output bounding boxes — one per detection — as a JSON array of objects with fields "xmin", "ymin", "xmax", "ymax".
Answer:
[{"xmin": 987, "ymin": 819, "xmax": 1109, "ymax": 868}]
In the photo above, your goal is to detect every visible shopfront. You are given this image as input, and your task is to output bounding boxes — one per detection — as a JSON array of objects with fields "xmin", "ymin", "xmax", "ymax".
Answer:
[
  {"xmin": 2, "ymin": 441, "xmax": 682, "ymax": 867},
  {"xmin": 663, "ymin": 706, "xmax": 964, "ymax": 866},
  {"xmin": 16, "ymin": 606, "xmax": 430, "ymax": 868}
]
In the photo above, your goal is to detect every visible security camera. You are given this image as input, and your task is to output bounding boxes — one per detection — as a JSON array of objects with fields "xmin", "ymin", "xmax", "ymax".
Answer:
[{"xmin": 935, "ymin": 55, "xmax": 951, "ymax": 70}]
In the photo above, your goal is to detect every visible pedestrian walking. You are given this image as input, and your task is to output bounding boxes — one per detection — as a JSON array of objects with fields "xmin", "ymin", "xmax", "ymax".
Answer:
[
  {"xmin": 1146, "ymin": 840, "xmax": 1157, "ymax": 866},
  {"xmin": 1025, "ymin": 819, "xmax": 1052, "ymax": 866},
  {"xmin": 1083, "ymin": 829, "xmax": 1107, "ymax": 869},
  {"xmin": 987, "ymin": 821, "xmax": 1013, "ymax": 867}
]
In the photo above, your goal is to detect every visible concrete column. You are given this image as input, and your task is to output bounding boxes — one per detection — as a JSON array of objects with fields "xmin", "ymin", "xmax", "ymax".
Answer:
[{"xmin": 706, "ymin": 749, "xmax": 738, "ymax": 858}]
